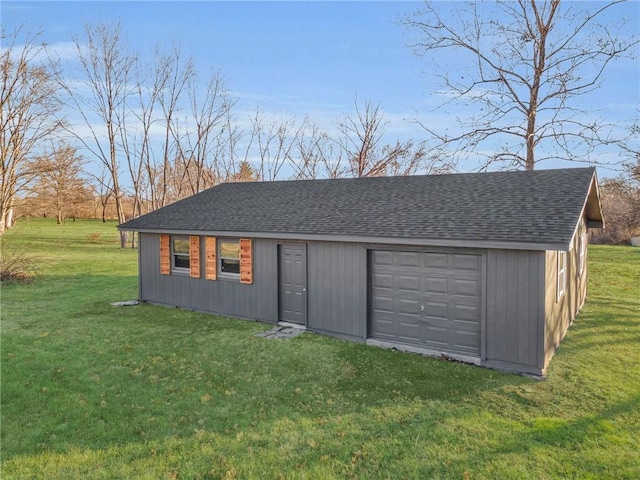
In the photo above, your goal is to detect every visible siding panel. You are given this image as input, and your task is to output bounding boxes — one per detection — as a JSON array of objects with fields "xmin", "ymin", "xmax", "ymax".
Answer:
[
  {"xmin": 306, "ymin": 241, "xmax": 367, "ymax": 339},
  {"xmin": 516, "ymin": 253, "xmax": 531, "ymax": 365},
  {"xmin": 485, "ymin": 249, "xmax": 545, "ymax": 371}
]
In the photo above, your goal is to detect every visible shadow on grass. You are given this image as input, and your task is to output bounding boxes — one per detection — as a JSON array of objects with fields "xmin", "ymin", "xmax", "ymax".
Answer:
[
  {"xmin": 554, "ymin": 297, "xmax": 640, "ymax": 353},
  {"xmin": 438, "ymin": 394, "xmax": 640, "ymax": 476}
]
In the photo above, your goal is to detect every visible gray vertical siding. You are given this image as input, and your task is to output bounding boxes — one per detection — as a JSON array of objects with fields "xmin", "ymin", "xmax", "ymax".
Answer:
[
  {"xmin": 307, "ymin": 241, "xmax": 367, "ymax": 340},
  {"xmin": 137, "ymin": 231, "xmax": 580, "ymax": 375},
  {"xmin": 484, "ymin": 249, "xmax": 546, "ymax": 373},
  {"xmin": 139, "ymin": 233, "xmax": 278, "ymax": 322},
  {"xmin": 139, "ymin": 234, "xmax": 367, "ymax": 339}
]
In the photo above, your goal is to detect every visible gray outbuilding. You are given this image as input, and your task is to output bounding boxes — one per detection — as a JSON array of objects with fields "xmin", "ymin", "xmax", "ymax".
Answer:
[{"xmin": 118, "ymin": 167, "xmax": 604, "ymax": 376}]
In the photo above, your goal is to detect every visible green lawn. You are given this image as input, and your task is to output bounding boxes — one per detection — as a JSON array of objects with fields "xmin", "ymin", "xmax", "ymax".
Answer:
[{"xmin": 2, "ymin": 219, "xmax": 639, "ymax": 479}]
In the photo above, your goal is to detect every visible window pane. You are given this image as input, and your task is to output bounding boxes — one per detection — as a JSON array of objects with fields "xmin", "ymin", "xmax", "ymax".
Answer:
[
  {"xmin": 220, "ymin": 242, "xmax": 240, "ymax": 259},
  {"xmin": 175, "ymin": 254, "xmax": 190, "ymax": 269},
  {"xmin": 221, "ymin": 258, "xmax": 240, "ymax": 274},
  {"xmin": 173, "ymin": 239, "xmax": 190, "ymax": 254}
]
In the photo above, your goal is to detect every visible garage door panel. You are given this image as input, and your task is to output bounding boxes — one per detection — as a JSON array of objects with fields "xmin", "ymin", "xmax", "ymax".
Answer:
[
  {"xmin": 397, "ymin": 297, "xmax": 421, "ymax": 315},
  {"xmin": 396, "ymin": 274, "xmax": 420, "ymax": 292},
  {"xmin": 453, "ymin": 304, "xmax": 480, "ymax": 322},
  {"xmin": 424, "ymin": 325, "xmax": 449, "ymax": 346},
  {"xmin": 425, "ymin": 301, "xmax": 448, "ymax": 319},
  {"xmin": 424, "ymin": 253, "xmax": 449, "ymax": 269},
  {"xmin": 397, "ymin": 321, "xmax": 421, "ymax": 343},
  {"xmin": 372, "ymin": 329, "xmax": 395, "ymax": 341},
  {"xmin": 453, "ymin": 317, "xmax": 480, "ymax": 330},
  {"xmin": 371, "ymin": 316, "xmax": 396, "ymax": 337},
  {"xmin": 452, "ymin": 254, "xmax": 480, "ymax": 271},
  {"xmin": 370, "ymin": 250, "xmax": 482, "ymax": 357},
  {"xmin": 452, "ymin": 278, "xmax": 480, "ymax": 297},
  {"xmin": 454, "ymin": 330, "xmax": 481, "ymax": 350},
  {"xmin": 396, "ymin": 251, "xmax": 420, "ymax": 268},
  {"xmin": 372, "ymin": 272, "xmax": 393, "ymax": 289},
  {"xmin": 372, "ymin": 295, "xmax": 394, "ymax": 313},
  {"xmin": 372, "ymin": 250, "xmax": 393, "ymax": 266},
  {"xmin": 425, "ymin": 277, "xmax": 448, "ymax": 295}
]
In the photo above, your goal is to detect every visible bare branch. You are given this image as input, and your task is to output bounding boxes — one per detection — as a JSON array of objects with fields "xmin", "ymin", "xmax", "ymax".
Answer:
[{"xmin": 403, "ymin": 0, "xmax": 639, "ymax": 170}]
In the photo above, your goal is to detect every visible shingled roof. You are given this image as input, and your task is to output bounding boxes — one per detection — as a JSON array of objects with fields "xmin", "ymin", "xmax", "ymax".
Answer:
[{"xmin": 119, "ymin": 167, "xmax": 603, "ymax": 251}]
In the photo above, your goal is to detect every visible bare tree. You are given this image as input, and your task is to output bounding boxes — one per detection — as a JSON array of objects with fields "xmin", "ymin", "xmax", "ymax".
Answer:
[
  {"xmin": 155, "ymin": 44, "xmax": 195, "ymax": 208},
  {"xmin": 1, "ymin": 25, "xmax": 63, "ymax": 233},
  {"xmin": 158, "ymin": 154, "xmax": 207, "ymax": 204},
  {"xmin": 92, "ymin": 166, "xmax": 113, "ymax": 223},
  {"xmin": 336, "ymin": 98, "xmax": 447, "ymax": 177},
  {"xmin": 292, "ymin": 117, "xmax": 344, "ymax": 179},
  {"xmin": 29, "ymin": 142, "xmax": 90, "ymax": 224},
  {"xmin": 116, "ymin": 111, "xmax": 143, "ymax": 220},
  {"xmin": 64, "ymin": 21, "xmax": 136, "ymax": 247},
  {"xmin": 594, "ymin": 164, "xmax": 640, "ymax": 244},
  {"xmin": 178, "ymin": 70, "xmax": 235, "ymax": 194},
  {"xmin": 404, "ymin": 0, "xmax": 639, "ymax": 170},
  {"xmin": 241, "ymin": 110, "xmax": 305, "ymax": 181}
]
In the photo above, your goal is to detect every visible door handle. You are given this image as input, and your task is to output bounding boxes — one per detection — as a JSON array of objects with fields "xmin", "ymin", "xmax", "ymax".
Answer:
[{"xmin": 302, "ymin": 288, "xmax": 306, "ymax": 292}]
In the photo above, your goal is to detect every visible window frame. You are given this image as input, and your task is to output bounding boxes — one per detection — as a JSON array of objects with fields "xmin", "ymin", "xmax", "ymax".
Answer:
[
  {"xmin": 557, "ymin": 250, "xmax": 567, "ymax": 302},
  {"xmin": 578, "ymin": 229, "xmax": 586, "ymax": 278},
  {"xmin": 218, "ymin": 238, "xmax": 241, "ymax": 279},
  {"xmin": 171, "ymin": 236, "xmax": 191, "ymax": 274}
]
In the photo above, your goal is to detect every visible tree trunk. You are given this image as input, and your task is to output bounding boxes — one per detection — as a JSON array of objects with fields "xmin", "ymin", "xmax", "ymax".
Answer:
[
  {"xmin": 6, "ymin": 206, "xmax": 14, "ymax": 229},
  {"xmin": 525, "ymin": 119, "xmax": 536, "ymax": 170}
]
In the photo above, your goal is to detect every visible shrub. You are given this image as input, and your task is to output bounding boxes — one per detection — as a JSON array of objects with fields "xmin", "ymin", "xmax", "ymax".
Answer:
[
  {"xmin": 87, "ymin": 232, "xmax": 101, "ymax": 243},
  {"xmin": 0, "ymin": 247, "xmax": 40, "ymax": 284}
]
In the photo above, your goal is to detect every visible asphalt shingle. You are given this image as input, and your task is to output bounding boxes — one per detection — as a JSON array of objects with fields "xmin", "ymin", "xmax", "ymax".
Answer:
[{"xmin": 119, "ymin": 167, "xmax": 599, "ymax": 248}]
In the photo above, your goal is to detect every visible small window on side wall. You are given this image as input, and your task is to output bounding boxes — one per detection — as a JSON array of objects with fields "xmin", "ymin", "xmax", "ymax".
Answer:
[
  {"xmin": 578, "ymin": 231, "xmax": 586, "ymax": 278},
  {"xmin": 219, "ymin": 240, "xmax": 240, "ymax": 276},
  {"xmin": 557, "ymin": 250, "xmax": 567, "ymax": 302},
  {"xmin": 172, "ymin": 237, "xmax": 190, "ymax": 272}
]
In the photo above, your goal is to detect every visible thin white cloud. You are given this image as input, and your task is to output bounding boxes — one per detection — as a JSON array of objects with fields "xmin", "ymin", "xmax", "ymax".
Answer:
[
  {"xmin": 46, "ymin": 41, "xmax": 82, "ymax": 61},
  {"xmin": 1, "ymin": 40, "xmax": 83, "ymax": 66}
]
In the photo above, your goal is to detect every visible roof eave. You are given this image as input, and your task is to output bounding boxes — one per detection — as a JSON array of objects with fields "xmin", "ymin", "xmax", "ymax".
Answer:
[
  {"xmin": 119, "ymin": 226, "xmax": 567, "ymax": 251},
  {"xmin": 568, "ymin": 169, "xmax": 605, "ymax": 245},
  {"xmin": 584, "ymin": 170, "xmax": 605, "ymax": 229}
]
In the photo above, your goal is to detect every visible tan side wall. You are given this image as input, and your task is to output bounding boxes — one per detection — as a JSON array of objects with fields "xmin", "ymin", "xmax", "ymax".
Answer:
[{"xmin": 544, "ymin": 220, "xmax": 588, "ymax": 369}]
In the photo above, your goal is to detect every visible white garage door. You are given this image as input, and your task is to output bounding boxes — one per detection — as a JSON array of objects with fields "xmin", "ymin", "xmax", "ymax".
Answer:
[{"xmin": 370, "ymin": 250, "xmax": 482, "ymax": 356}]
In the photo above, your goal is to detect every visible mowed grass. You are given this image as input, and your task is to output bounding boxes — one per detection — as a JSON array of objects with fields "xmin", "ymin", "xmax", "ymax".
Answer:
[{"xmin": 1, "ymin": 219, "xmax": 639, "ymax": 479}]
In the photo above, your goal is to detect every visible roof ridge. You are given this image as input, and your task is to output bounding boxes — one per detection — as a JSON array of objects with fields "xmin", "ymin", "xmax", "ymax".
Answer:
[{"xmin": 225, "ymin": 166, "xmax": 596, "ymax": 187}]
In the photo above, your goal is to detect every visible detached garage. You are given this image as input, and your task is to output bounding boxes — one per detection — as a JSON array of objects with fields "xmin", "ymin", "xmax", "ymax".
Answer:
[{"xmin": 119, "ymin": 167, "xmax": 604, "ymax": 376}]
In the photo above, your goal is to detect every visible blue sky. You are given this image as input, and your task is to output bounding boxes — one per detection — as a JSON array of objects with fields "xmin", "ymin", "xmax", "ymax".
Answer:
[{"xmin": 3, "ymin": 1, "xmax": 639, "ymax": 176}]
